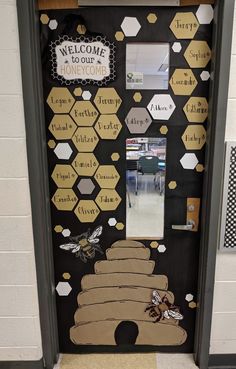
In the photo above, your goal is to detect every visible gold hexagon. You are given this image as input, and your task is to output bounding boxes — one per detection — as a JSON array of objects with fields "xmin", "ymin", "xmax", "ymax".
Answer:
[
  {"xmin": 72, "ymin": 127, "xmax": 99, "ymax": 152},
  {"xmin": 196, "ymin": 164, "xmax": 204, "ymax": 173},
  {"xmin": 70, "ymin": 101, "xmax": 99, "ymax": 126},
  {"xmin": 49, "ymin": 115, "xmax": 77, "ymax": 140},
  {"xmin": 111, "ymin": 153, "xmax": 120, "ymax": 162},
  {"xmin": 150, "ymin": 241, "xmax": 159, "ymax": 249},
  {"xmin": 184, "ymin": 41, "xmax": 211, "ymax": 68},
  {"xmin": 95, "ymin": 114, "xmax": 122, "ymax": 140},
  {"xmin": 72, "ymin": 153, "xmax": 99, "ymax": 176},
  {"xmin": 54, "ymin": 225, "xmax": 63, "ymax": 233},
  {"xmin": 115, "ymin": 31, "xmax": 124, "ymax": 41},
  {"xmin": 48, "ymin": 140, "xmax": 56, "ymax": 149},
  {"xmin": 51, "ymin": 165, "xmax": 78, "ymax": 188},
  {"xmin": 116, "ymin": 222, "xmax": 125, "ymax": 230},
  {"xmin": 40, "ymin": 14, "xmax": 49, "ymax": 24},
  {"xmin": 168, "ymin": 181, "xmax": 177, "ymax": 190},
  {"xmin": 182, "ymin": 125, "xmax": 206, "ymax": 150},
  {"xmin": 73, "ymin": 87, "xmax": 82, "ymax": 97},
  {"xmin": 183, "ymin": 97, "xmax": 208, "ymax": 123},
  {"xmin": 189, "ymin": 301, "xmax": 197, "ymax": 309},
  {"xmin": 52, "ymin": 189, "xmax": 78, "ymax": 211},
  {"xmin": 147, "ymin": 13, "xmax": 157, "ymax": 24},
  {"xmin": 94, "ymin": 165, "xmax": 120, "ymax": 189},
  {"xmin": 74, "ymin": 200, "xmax": 100, "ymax": 223},
  {"xmin": 95, "ymin": 189, "xmax": 121, "ymax": 211},
  {"xmin": 77, "ymin": 24, "xmax": 86, "ymax": 34},
  {"xmin": 47, "ymin": 87, "xmax": 75, "ymax": 114},
  {"xmin": 169, "ymin": 69, "xmax": 198, "ymax": 96},
  {"xmin": 160, "ymin": 126, "xmax": 168, "ymax": 135},
  {"xmin": 133, "ymin": 92, "xmax": 142, "ymax": 102},
  {"xmin": 94, "ymin": 88, "xmax": 122, "ymax": 114},
  {"xmin": 170, "ymin": 12, "xmax": 199, "ymax": 39},
  {"xmin": 63, "ymin": 273, "xmax": 71, "ymax": 280}
]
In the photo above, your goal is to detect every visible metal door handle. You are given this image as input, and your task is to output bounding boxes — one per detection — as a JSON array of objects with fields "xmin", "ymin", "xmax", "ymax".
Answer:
[{"xmin": 172, "ymin": 224, "xmax": 194, "ymax": 231}]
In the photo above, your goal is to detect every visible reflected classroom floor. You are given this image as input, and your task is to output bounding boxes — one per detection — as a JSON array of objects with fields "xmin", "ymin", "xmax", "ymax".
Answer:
[{"xmin": 55, "ymin": 353, "xmax": 199, "ymax": 369}]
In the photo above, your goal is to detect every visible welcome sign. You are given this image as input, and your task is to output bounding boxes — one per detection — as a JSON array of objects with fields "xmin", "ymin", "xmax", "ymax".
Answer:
[{"xmin": 51, "ymin": 36, "xmax": 116, "ymax": 86}]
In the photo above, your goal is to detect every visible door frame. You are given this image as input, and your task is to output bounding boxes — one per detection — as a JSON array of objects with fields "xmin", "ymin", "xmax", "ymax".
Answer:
[{"xmin": 16, "ymin": 1, "xmax": 235, "ymax": 368}]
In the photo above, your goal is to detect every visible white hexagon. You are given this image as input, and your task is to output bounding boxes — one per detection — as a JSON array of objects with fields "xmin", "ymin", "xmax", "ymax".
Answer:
[
  {"xmin": 147, "ymin": 94, "xmax": 176, "ymax": 121},
  {"xmin": 62, "ymin": 229, "xmax": 71, "ymax": 237},
  {"xmin": 82, "ymin": 91, "xmax": 92, "ymax": 101},
  {"xmin": 185, "ymin": 293, "xmax": 194, "ymax": 302},
  {"xmin": 54, "ymin": 143, "xmax": 73, "ymax": 160},
  {"xmin": 108, "ymin": 218, "xmax": 117, "ymax": 227},
  {"xmin": 180, "ymin": 153, "xmax": 199, "ymax": 170},
  {"xmin": 172, "ymin": 42, "xmax": 182, "ymax": 53},
  {"xmin": 121, "ymin": 17, "xmax": 141, "ymax": 37},
  {"xmin": 157, "ymin": 244, "xmax": 166, "ymax": 253},
  {"xmin": 200, "ymin": 71, "xmax": 210, "ymax": 81},
  {"xmin": 196, "ymin": 5, "xmax": 214, "ymax": 25},
  {"xmin": 49, "ymin": 19, "xmax": 58, "ymax": 30},
  {"xmin": 56, "ymin": 282, "xmax": 72, "ymax": 296}
]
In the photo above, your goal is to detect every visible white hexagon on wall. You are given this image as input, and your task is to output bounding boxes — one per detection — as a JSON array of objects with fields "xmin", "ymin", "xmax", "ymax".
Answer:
[
  {"xmin": 180, "ymin": 153, "xmax": 199, "ymax": 170},
  {"xmin": 157, "ymin": 244, "xmax": 166, "ymax": 253},
  {"xmin": 108, "ymin": 218, "xmax": 117, "ymax": 227},
  {"xmin": 121, "ymin": 17, "xmax": 141, "ymax": 37},
  {"xmin": 147, "ymin": 94, "xmax": 176, "ymax": 120},
  {"xmin": 196, "ymin": 5, "xmax": 214, "ymax": 25},
  {"xmin": 200, "ymin": 71, "xmax": 210, "ymax": 81},
  {"xmin": 49, "ymin": 19, "xmax": 58, "ymax": 30},
  {"xmin": 56, "ymin": 282, "xmax": 72, "ymax": 296},
  {"xmin": 82, "ymin": 91, "xmax": 92, "ymax": 101},
  {"xmin": 185, "ymin": 293, "xmax": 194, "ymax": 302},
  {"xmin": 54, "ymin": 143, "xmax": 73, "ymax": 160},
  {"xmin": 172, "ymin": 42, "xmax": 182, "ymax": 53},
  {"xmin": 62, "ymin": 229, "xmax": 71, "ymax": 237}
]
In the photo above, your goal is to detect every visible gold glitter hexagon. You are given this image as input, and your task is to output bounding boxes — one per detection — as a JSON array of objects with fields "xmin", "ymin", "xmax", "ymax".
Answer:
[
  {"xmin": 74, "ymin": 200, "xmax": 100, "ymax": 223},
  {"xmin": 150, "ymin": 241, "xmax": 159, "ymax": 249},
  {"xmin": 94, "ymin": 165, "xmax": 120, "ymax": 189},
  {"xmin": 196, "ymin": 164, "xmax": 204, "ymax": 173},
  {"xmin": 48, "ymin": 140, "xmax": 56, "ymax": 149},
  {"xmin": 94, "ymin": 88, "xmax": 122, "ymax": 114},
  {"xmin": 169, "ymin": 69, "xmax": 198, "ymax": 96},
  {"xmin": 116, "ymin": 222, "xmax": 125, "ymax": 230},
  {"xmin": 54, "ymin": 225, "xmax": 63, "ymax": 233},
  {"xmin": 72, "ymin": 127, "xmax": 99, "ymax": 152},
  {"xmin": 51, "ymin": 165, "xmax": 78, "ymax": 188},
  {"xmin": 111, "ymin": 153, "xmax": 120, "ymax": 162},
  {"xmin": 147, "ymin": 13, "xmax": 157, "ymax": 24},
  {"xmin": 115, "ymin": 31, "xmax": 124, "ymax": 41},
  {"xmin": 170, "ymin": 12, "xmax": 199, "ymax": 39},
  {"xmin": 183, "ymin": 97, "xmax": 208, "ymax": 123},
  {"xmin": 49, "ymin": 115, "xmax": 77, "ymax": 140},
  {"xmin": 182, "ymin": 125, "xmax": 206, "ymax": 150},
  {"xmin": 72, "ymin": 153, "xmax": 99, "ymax": 176},
  {"xmin": 133, "ymin": 92, "xmax": 142, "ymax": 102},
  {"xmin": 63, "ymin": 273, "xmax": 71, "ymax": 280},
  {"xmin": 73, "ymin": 87, "xmax": 82, "ymax": 96},
  {"xmin": 168, "ymin": 181, "xmax": 177, "ymax": 190},
  {"xmin": 70, "ymin": 101, "xmax": 99, "ymax": 126},
  {"xmin": 95, "ymin": 189, "xmax": 121, "ymax": 211},
  {"xmin": 77, "ymin": 24, "xmax": 86, "ymax": 34},
  {"xmin": 184, "ymin": 41, "xmax": 211, "ymax": 68},
  {"xmin": 52, "ymin": 189, "xmax": 78, "ymax": 211},
  {"xmin": 47, "ymin": 87, "xmax": 75, "ymax": 114},
  {"xmin": 40, "ymin": 14, "xmax": 49, "ymax": 24},
  {"xmin": 95, "ymin": 114, "xmax": 122, "ymax": 140},
  {"xmin": 160, "ymin": 126, "xmax": 168, "ymax": 135},
  {"xmin": 189, "ymin": 301, "xmax": 197, "ymax": 309}
]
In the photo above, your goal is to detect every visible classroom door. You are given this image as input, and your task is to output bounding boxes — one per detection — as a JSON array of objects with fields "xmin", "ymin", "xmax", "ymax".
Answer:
[{"xmin": 40, "ymin": 4, "xmax": 213, "ymax": 353}]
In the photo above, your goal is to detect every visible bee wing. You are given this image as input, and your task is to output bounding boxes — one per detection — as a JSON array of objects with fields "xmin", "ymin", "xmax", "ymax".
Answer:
[
  {"xmin": 163, "ymin": 310, "xmax": 171, "ymax": 319},
  {"xmin": 152, "ymin": 290, "xmax": 162, "ymax": 303},
  {"xmin": 59, "ymin": 243, "xmax": 77, "ymax": 251},
  {"xmin": 88, "ymin": 238, "xmax": 100, "ymax": 244},
  {"xmin": 88, "ymin": 226, "xmax": 103, "ymax": 242},
  {"xmin": 71, "ymin": 245, "xmax": 81, "ymax": 253},
  {"xmin": 168, "ymin": 310, "xmax": 184, "ymax": 320}
]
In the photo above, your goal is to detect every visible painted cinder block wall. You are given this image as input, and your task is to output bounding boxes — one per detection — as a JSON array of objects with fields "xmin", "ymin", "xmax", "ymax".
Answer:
[{"xmin": 0, "ymin": 0, "xmax": 235, "ymax": 362}]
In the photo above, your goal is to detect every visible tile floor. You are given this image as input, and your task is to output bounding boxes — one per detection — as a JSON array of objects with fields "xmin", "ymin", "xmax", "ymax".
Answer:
[{"xmin": 55, "ymin": 353, "xmax": 199, "ymax": 369}]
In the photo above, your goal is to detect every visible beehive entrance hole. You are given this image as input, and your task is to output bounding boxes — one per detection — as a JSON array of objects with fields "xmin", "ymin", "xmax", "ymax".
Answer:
[{"xmin": 114, "ymin": 321, "xmax": 139, "ymax": 345}]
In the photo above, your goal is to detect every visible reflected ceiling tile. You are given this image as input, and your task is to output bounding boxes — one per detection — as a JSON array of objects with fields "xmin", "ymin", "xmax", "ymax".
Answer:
[
  {"xmin": 121, "ymin": 17, "xmax": 141, "ymax": 37},
  {"xmin": 196, "ymin": 5, "xmax": 214, "ymax": 25}
]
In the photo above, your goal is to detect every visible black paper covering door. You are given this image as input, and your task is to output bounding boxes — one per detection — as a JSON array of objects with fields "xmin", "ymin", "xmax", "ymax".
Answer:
[{"xmin": 40, "ymin": 5, "xmax": 213, "ymax": 353}]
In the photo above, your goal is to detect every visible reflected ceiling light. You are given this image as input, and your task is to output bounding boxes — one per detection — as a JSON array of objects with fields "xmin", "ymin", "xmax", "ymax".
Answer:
[{"xmin": 78, "ymin": 0, "xmax": 180, "ymax": 5}]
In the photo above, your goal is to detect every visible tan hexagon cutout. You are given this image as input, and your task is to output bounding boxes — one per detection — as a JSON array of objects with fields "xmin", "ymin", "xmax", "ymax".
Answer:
[
  {"xmin": 170, "ymin": 12, "xmax": 199, "ymax": 39},
  {"xmin": 182, "ymin": 125, "xmax": 206, "ymax": 150},
  {"xmin": 115, "ymin": 31, "xmax": 124, "ymax": 41},
  {"xmin": 168, "ymin": 181, "xmax": 177, "ymax": 190},
  {"xmin": 94, "ymin": 88, "xmax": 122, "ymax": 114},
  {"xmin": 73, "ymin": 87, "xmax": 82, "ymax": 97},
  {"xmin": 189, "ymin": 301, "xmax": 197, "ymax": 309},
  {"xmin": 111, "ymin": 153, "xmax": 120, "ymax": 162},
  {"xmin": 133, "ymin": 92, "xmax": 142, "ymax": 102},
  {"xmin": 196, "ymin": 164, "xmax": 204, "ymax": 173},
  {"xmin": 54, "ymin": 225, "xmax": 63, "ymax": 233},
  {"xmin": 183, "ymin": 97, "xmax": 208, "ymax": 123},
  {"xmin": 40, "ymin": 14, "xmax": 50, "ymax": 24},
  {"xmin": 63, "ymin": 273, "xmax": 71, "ymax": 280},
  {"xmin": 95, "ymin": 189, "xmax": 121, "ymax": 211},
  {"xmin": 184, "ymin": 41, "xmax": 211, "ymax": 68},
  {"xmin": 160, "ymin": 126, "xmax": 168, "ymax": 135},
  {"xmin": 94, "ymin": 165, "xmax": 120, "ymax": 189},
  {"xmin": 116, "ymin": 222, "xmax": 125, "ymax": 230},
  {"xmin": 47, "ymin": 87, "xmax": 75, "ymax": 113},
  {"xmin": 95, "ymin": 114, "xmax": 122, "ymax": 140},
  {"xmin": 48, "ymin": 140, "xmax": 56, "ymax": 149},
  {"xmin": 52, "ymin": 189, "xmax": 78, "ymax": 211},
  {"xmin": 49, "ymin": 115, "xmax": 77, "ymax": 140},
  {"xmin": 72, "ymin": 153, "xmax": 99, "ymax": 176},
  {"xmin": 150, "ymin": 241, "xmax": 159, "ymax": 249},
  {"xmin": 72, "ymin": 127, "xmax": 99, "ymax": 152},
  {"xmin": 74, "ymin": 200, "xmax": 100, "ymax": 223},
  {"xmin": 77, "ymin": 24, "xmax": 86, "ymax": 34},
  {"xmin": 169, "ymin": 69, "xmax": 198, "ymax": 96},
  {"xmin": 70, "ymin": 101, "xmax": 99, "ymax": 126},
  {"xmin": 51, "ymin": 165, "xmax": 78, "ymax": 188},
  {"xmin": 147, "ymin": 13, "xmax": 157, "ymax": 24}
]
